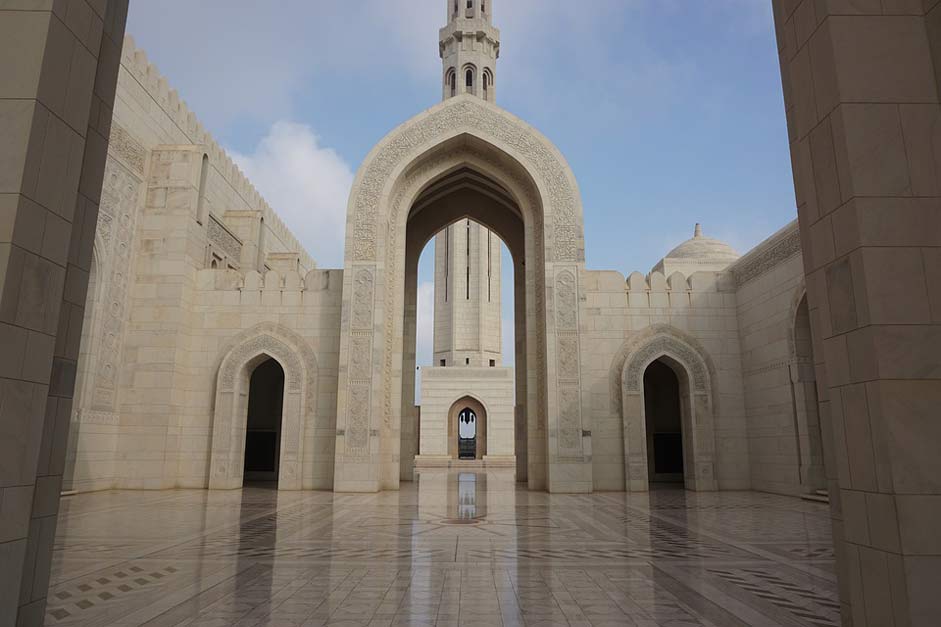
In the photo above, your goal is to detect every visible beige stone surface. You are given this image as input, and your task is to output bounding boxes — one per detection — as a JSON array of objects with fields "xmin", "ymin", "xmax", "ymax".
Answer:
[{"xmin": 1, "ymin": 3, "xmax": 935, "ymax": 625}]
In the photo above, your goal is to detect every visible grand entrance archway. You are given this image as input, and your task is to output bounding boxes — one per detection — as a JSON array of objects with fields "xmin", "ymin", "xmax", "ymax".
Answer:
[{"xmin": 334, "ymin": 96, "xmax": 589, "ymax": 493}]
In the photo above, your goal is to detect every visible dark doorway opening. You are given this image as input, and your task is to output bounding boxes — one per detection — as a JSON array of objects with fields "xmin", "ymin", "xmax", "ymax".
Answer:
[
  {"xmin": 644, "ymin": 360, "xmax": 685, "ymax": 485},
  {"xmin": 458, "ymin": 407, "xmax": 478, "ymax": 460},
  {"xmin": 244, "ymin": 358, "xmax": 285, "ymax": 484}
]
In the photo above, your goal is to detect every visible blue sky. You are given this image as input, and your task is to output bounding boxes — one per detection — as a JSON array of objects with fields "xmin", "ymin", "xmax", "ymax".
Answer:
[{"xmin": 126, "ymin": 0, "xmax": 795, "ymax": 369}]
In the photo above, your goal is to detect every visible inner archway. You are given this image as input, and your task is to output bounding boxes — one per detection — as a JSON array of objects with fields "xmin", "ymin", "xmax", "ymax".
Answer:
[
  {"xmin": 243, "ymin": 358, "xmax": 285, "ymax": 484},
  {"xmin": 401, "ymin": 162, "xmax": 529, "ymax": 482},
  {"xmin": 643, "ymin": 360, "xmax": 685, "ymax": 486}
]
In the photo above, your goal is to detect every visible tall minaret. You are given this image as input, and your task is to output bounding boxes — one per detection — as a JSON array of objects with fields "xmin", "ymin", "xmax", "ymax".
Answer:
[
  {"xmin": 434, "ymin": 1, "xmax": 503, "ymax": 369},
  {"xmin": 440, "ymin": 0, "xmax": 500, "ymax": 102},
  {"xmin": 434, "ymin": 219, "xmax": 502, "ymax": 368}
]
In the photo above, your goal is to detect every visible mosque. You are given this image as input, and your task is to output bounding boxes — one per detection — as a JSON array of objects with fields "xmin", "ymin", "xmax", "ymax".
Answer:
[
  {"xmin": 63, "ymin": 0, "xmax": 821, "ymax": 499},
  {"xmin": 6, "ymin": 1, "xmax": 939, "ymax": 624}
]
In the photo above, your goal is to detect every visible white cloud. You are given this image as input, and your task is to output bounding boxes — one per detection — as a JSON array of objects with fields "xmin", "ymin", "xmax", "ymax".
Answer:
[{"xmin": 230, "ymin": 121, "xmax": 354, "ymax": 268}]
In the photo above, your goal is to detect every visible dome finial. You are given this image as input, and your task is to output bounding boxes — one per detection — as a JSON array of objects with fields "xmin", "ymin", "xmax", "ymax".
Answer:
[{"xmin": 694, "ymin": 223, "xmax": 703, "ymax": 238}]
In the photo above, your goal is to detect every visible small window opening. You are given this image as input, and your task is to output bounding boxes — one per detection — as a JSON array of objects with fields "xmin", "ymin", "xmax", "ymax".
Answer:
[
  {"xmin": 440, "ymin": 359, "xmax": 446, "ymax": 367},
  {"xmin": 466, "ymin": 358, "xmax": 470, "ymax": 365},
  {"xmin": 466, "ymin": 69, "xmax": 474, "ymax": 89},
  {"xmin": 489, "ymin": 359, "xmax": 496, "ymax": 368},
  {"xmin": 445, "ymin": 227, "xmax": 450, "ymax": 302},
  {"xmin": 196, "ymin": 154, "xmax": 209, "ymax": 225}
]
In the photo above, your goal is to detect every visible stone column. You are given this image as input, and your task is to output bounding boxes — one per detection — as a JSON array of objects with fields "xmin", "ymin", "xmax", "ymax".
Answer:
[
  {"xmin": 0, "ymin": 2, "xmax": 128, "ymax": 625},
  {"xmin": 773, "ymin": 3, "xmax": 941, "ymax": 625}
]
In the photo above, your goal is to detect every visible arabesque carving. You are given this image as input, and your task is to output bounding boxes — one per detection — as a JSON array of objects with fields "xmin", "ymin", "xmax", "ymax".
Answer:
[
  {"xmin": 350, "ymin": 98, "xmax": 581, "ymax": 263},
  {"xmin": 623, "ymin": 336, "xmax": 708, "ymax": 394}
]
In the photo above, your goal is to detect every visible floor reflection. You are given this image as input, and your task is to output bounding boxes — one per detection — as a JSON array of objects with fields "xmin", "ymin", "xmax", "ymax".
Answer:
[{"xmin": 46, "ymin": 472, "xmax": 839, "ymax": 626}]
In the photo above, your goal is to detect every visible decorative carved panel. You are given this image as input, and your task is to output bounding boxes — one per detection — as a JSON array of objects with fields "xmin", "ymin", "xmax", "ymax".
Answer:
[
  {"xmin": 352, "ymin": 269, "xmax": 375, "ymax": 331},
  {"xmin": 730, "ymin": 225, "xmax": 801, "ymax": 286},
  {"xmin": 90, "ymin": 158, "xmax": 142, "ymax": 413},
  {"xmin": 347, "ymin": 386, "xmax": 371, "ymax": 454},
  {"xmin": 555, "ymin": 271, "xmax": 577, "ymax": 331},
  {"xmin": 208, "ymin": 215, "xmax": 243, "ymax": 261}
]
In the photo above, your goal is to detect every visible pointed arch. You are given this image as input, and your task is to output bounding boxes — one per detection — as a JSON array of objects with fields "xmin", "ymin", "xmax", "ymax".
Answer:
[
  {"xmin": 447, "ymin": 395, "xmax": 489, "ymax": 460},
  {"xmin": 338, "ymin": 95, "xmax": 587, "ymax": 493},
  {"xmin": 209, "ymin": 323, "xmax": 319, "ymax": 491},
  {"xmin": 611, "ymin": 325, "xmax": 718, "ymax": 492},
  {"xmin": 786, "ymin": 283, "xmax": 827, "ymax": 492}
]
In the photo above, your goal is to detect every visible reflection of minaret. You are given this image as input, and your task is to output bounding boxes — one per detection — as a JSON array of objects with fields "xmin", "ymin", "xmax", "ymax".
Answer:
[{"xmin": 434, "ymin": 220, "xmax": 502, "ymax": 367}]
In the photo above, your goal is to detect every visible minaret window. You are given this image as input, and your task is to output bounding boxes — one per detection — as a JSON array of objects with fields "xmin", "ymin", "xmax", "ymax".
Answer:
[
  {"xmin": 447, "ymin": 68, "xmax": 456, "ymax": 98},
  {"xmin": 466, "ymin": 69, "xmax": 474, "ymax": 89}
]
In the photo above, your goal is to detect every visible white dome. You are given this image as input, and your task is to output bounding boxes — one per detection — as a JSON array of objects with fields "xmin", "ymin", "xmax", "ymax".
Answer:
[{"xmin": 653, "ymin": 224, "xmax": 740, "ymax": 275}]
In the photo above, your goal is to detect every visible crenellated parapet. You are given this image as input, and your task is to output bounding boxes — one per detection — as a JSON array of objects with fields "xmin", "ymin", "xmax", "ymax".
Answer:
[
  {"xmin": 195, "ymin": 268, "xmax": 344, "ymax": 305},
  {"xmin": 121, "ymin": 36, "xmax": 315, "ymax": 271}
]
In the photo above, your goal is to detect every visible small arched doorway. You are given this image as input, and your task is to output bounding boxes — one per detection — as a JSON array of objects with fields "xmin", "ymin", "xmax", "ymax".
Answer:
[
  {"xmin": 243, "ymin": 358, "xmax": 285, "ymax": 484},
  {"xmin": 618, "ymin": 326, "xmax": 718, "ymax": 492},
  {"xmin": 643, "ymin": 360, "xmax": 685, "ymax": 485},
  {"xmin": 448, "ymin": 396, "xmax": 488, "ymax": 461},
  {"xmin": 791, "ymin": 292, "xmax": 826, "ymax": 493},
  {"xmin": 458, "ymin": 408, "xmax": 478, "ymax": 460}
]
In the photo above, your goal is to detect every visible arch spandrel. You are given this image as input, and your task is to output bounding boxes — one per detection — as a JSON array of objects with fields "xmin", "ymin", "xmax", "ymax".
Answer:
[{"xmin": 345, "ymin": 95, "xmax": 585, "ymax": 264}]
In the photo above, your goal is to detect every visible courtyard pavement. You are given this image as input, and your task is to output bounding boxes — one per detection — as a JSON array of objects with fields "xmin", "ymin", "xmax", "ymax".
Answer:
[{"xmin": 45, "ymin": 471, "xmax": 838, "ymax": 626}]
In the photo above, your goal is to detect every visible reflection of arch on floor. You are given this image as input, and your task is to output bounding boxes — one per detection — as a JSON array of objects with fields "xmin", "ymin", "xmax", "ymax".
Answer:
[
  {"xmin": 612, "ymin": 325, "xmax": 718, "ymax": 492},
  {"xmin": 447, "ymin": 395, "xmax": 488, "ymax": 461},
  {"xmin": 209, "ymin": 323, "xmax": 319, "ymax": 491},
  {"xmin": 788, "ymin": 286, "xmax": 827, "ymax": 493}
]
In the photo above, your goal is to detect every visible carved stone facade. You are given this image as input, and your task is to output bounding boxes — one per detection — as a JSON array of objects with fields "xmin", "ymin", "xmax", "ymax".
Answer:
[{"xmin": 70, "ymin": 29, "xmax": 819, "ymax": 504}]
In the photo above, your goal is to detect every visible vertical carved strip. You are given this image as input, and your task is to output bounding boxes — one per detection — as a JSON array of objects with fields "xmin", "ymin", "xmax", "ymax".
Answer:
[
  {"xmin": 346, "ymin": 267, "xmax": 376, "ymax": 456},
  {"xmin": 554, "ymin": 269, "xmax": 582, "ymax": 458}
]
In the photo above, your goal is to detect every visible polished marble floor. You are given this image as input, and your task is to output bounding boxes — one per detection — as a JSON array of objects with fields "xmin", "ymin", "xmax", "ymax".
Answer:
[{"xmin": 47, "ymin": 471, "xmax": 839, "ymax": 626}]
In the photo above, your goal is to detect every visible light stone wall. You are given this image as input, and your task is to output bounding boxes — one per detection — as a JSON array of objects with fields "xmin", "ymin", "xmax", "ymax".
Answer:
[
  {"xmin": 64, "ymin": 34, "xmax": 820, "ymax": 505},
  {"xmin": 728, "ymin": 221, "xmax": 815, "ymax": 497},
  {"xmin": 66, "ymin": 37, "xmax": 334, "ymax": 492},
  {"xmin": 416, "ymin": 367, "xmax": 515, "ymax": 466},
  {"xmin": 580, "ymin": 269, "xmax": 750, "ymax": 492}
]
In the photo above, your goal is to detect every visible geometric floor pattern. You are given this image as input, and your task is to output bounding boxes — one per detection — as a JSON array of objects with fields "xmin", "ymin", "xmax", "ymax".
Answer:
[{"xmin": 46, "ymin": 471, "xmax": 840, "ymax": 626}]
